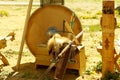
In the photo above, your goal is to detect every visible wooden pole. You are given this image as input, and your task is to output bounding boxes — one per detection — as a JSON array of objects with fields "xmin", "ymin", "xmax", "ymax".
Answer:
[
  {"xmin": 101, "ymin": 0, "xmax": 116, "ymax": 78},
  {"xmin": 0, "ymin": 52, "xmax": 9, "ymax": 65},
  {"xmin": 54, "ymin": 45, "xmax": 71, "ymax": 80},
  {"xmin": 16, "ymin": 0, "xmax": 33, "ymax": 70}
]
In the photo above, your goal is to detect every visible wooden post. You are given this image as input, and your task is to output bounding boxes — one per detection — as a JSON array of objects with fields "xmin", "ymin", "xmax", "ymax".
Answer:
[
  {"xmin": 54, "ymin": 44, "xmax": 71, "ymax": 80},
  {"xmin": 16, "ymin": 0, "xmax": 33, "ymax": 70},
  {"xmin": 101, "ymin": 0, "xmax": 116, "ymax": 78},
  {"xmin": 40, "ymin": 0, "xmax": 64, "ymax": 7},
  {"xmin": 0, "ymin": 52, "xmax": 9, "ymax": 65}
]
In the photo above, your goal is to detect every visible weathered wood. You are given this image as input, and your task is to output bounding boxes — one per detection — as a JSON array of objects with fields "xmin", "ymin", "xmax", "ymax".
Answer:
[
  {"xmin": 17, "ymin": 0, "xmax": 33, "ymax": 70},
  {"xmin": 97, "ymin": 46, "xmax": 102, "ymax": 55},
  {"xmin": 0, "ymin": 52, "xmax": 9, "ymax": 65},
  {"xmin": 26, "ymin": 5, "xmax": 82, "ymax": 57},
  {"xmin": 97, "ymin": 46, "xmax": 120, "ymax": 72},
  {"xmin": 114, "ymin": 54, "xmax": 120, "ymax": 72},
  {"xmin": 0, "ymin": 32, "xmax": 15, "ymax": 66},
  {"xmin": 40, "ymin": 0, "xmax": 64, "ymax": 7},
  {"xmin": 79, "ymin": 46, "xmax": 86, "ymax": 75},
  {"xmin": 29, "ymin": 5, "xmax": 84, "ymax": 74},
  {"xmin": 101, "ymin": 0, "xmax": 116, "ymax": 78},
  {"xmin": 64, "ymin": 20, "xmax": 80, "ymax": 44},
  {"xmin": 54, "ymin": 44, "xmax": 71, "ymax": 80},
  {"xmin": 16, "ymin": 0, "xmax": 85, "ymax": 76},
  {"xmin": 35, "ymin": 45, "xmax": 85, "ymax": 73},
  {"xmin": 39, "ymin": 31, "xmax": 84, "ymax": 80}
]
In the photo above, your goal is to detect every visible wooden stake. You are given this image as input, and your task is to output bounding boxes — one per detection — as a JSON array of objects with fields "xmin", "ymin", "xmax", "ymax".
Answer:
[
  {"xmin": 16, "ymin": 0, "xmax": 33, "ymax": 70},
  {"xmin": 0, "ymin": 52, "xmax": 9, "ymax": 65},
  {"xmin": 101, "ymin": 0, "xmax": 116, "ymax": 78}
]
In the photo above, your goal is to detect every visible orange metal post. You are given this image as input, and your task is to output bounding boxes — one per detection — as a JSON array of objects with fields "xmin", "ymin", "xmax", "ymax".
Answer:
[{"xmin": 101, "ymin": 0, "xmax": 116, "ymax": 78}]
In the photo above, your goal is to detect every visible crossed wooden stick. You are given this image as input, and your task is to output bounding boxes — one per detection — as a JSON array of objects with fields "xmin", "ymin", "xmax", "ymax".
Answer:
[{"xmin": 0, "ymin": 32, "xmax": 15, "ymax": 66}]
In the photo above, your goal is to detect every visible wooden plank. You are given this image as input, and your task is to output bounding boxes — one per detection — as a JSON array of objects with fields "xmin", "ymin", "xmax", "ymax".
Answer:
[
  {"xmin": 36, "ymin": 55, "xmax": 52, "ymax": 66},
  {"xmin": 79, "ymin": 46, "xmax": 86, "ymax": 75},
  {"xmin": 101, "ymin": 0, "xmax": 116, "ymax": 78},
  {"xmin": 35, "ymin": 46, "xmax": 85, "ymax": 71},
  {"xmin": 37, "ymin": 46, "xmax": 48, "ymax": 55}
]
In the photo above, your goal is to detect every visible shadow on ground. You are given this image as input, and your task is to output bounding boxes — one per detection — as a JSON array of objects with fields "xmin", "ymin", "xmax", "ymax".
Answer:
[{"xmin": 5, "ymin": 62, "xmax": 79, "ymax": 80}]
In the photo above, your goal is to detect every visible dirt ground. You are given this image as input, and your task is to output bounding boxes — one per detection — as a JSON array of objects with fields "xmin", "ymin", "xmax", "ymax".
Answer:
[{"xmin": 0, "ymin": 1, "xmax": 120, "ymax": 80}]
